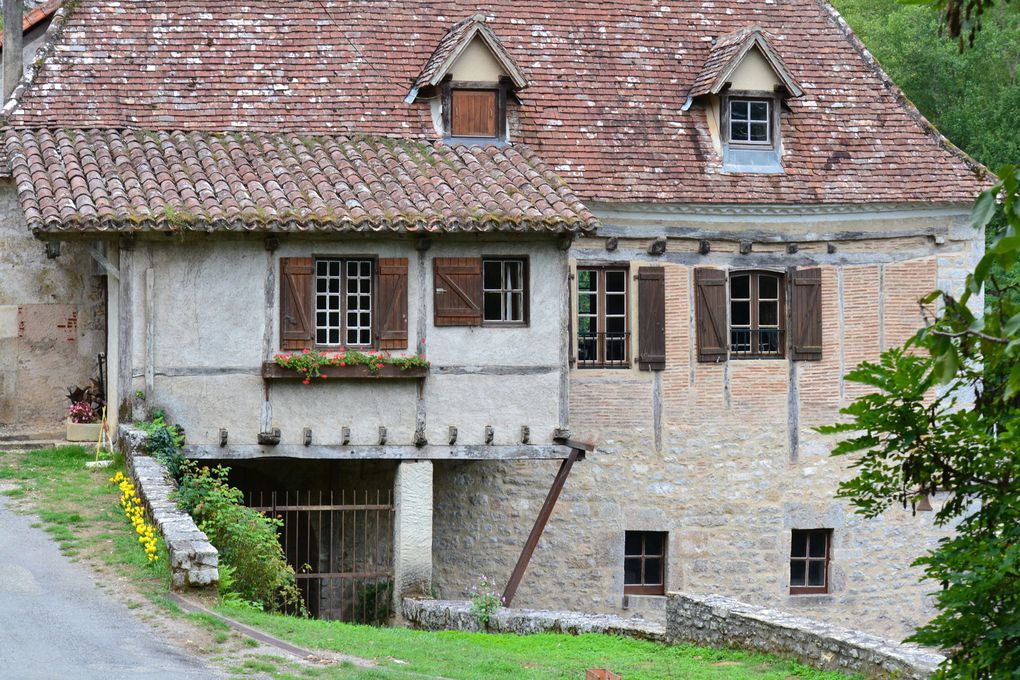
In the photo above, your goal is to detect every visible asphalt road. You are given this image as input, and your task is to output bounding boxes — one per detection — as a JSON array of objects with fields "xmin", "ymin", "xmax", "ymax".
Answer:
[{"xmin": 0, "ymin": 495, "xmax": 218, "ymax": 679}]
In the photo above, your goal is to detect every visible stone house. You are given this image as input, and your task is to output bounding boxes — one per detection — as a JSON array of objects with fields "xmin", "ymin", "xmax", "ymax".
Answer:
[{"xmin": 0, "ymin": 1, "xmax": 985, "ymax": 637}]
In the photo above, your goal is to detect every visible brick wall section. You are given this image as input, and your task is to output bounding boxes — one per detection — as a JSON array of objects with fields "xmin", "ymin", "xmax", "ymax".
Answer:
[
  {"xmin": 798, "ymin": 266, "xmax": 843, "ymax": 426},
  {"xmin": 666, "ymin": 592, "xmax": 944, "ymax": 679},
  {"xmin": 841, "ymin": 265, "xmax": 883, "ymax": 401},
  {"xmin": 883, "ymin": 258, "xmax": 937, "ymax": 349}
]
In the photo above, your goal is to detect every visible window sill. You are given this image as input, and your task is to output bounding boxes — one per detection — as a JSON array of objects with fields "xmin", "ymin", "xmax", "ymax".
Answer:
[{"xmin": 261, "ymin": 362, "xmax": 428, "ymax": 380}]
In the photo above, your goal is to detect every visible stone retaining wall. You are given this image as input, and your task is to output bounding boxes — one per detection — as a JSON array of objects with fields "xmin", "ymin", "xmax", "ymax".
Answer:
[
  {"xmin": 118, "ymin": 426, "xmax": 218, "ymax": 589},
  {"xmin": 666, "ymin": 592, "xmax": 944, "ymax": 679},
  {"xmin": 402, "ymin": 598, "xmax": 665, "ymax": 641}
]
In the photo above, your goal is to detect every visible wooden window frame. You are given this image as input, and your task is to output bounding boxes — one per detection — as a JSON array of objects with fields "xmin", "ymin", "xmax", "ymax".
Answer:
[
  {"xmin": 312, "ymin": 255, "xmax": 377, "ymax": 349},
  {"xmin": 442, "ymin": 80, "xmax": 509, "ymax": 141},
  {"xmin": 789, "ymin": 529, "xmax": 831, "ymax": 595},
  {"xmin": 729, "ymin": 270, "xmax": 785, "ymax": 360},
  {"xmin": 576, "ymin": 264, "xmax": 631, "ymax": 369},
  {"xmin": 624, "ymin": 531, "xmax": 667, "ymax": 596},
  {"xmin": 481, "ymin": 256, "xmax": 529, "ymax": 327},
  {"xmin": 722, "ymin": 93, "xmax": 778, "ymax": 150}
]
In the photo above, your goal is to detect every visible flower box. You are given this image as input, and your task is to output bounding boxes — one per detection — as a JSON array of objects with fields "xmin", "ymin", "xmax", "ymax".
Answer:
[
  {"xmin": 66, "ymin": 420, "xmax": 102, "ymax": 442},
  {"xmin": 261, "ymin": 362, "xmax": 428, "ymax": 381}
]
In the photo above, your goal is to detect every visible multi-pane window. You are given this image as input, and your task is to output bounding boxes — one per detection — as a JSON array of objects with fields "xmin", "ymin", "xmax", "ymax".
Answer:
[
  {"xmin": 730, "ymin": 271, "xmax": 784, "ymax": 358},
  {"xmin": 577, "ymin": 267, "xmax": 629, "ymax": 367},
  {"xmin": 624, "ymin": 531, "xmax": 666, "ymax": 595},
  {"xmin": 728, "ymin": 99, "xmax": 771, "ymax": 145},
  {"xmin": 315, "ymin": 259, "xmax": 372, "ymax": 347},
  {"xmin": 790, "ymin": 529, "xmax": 831, "ymax": 594},
  {"xmin": 482, "ymin": 258, "xmax": 526, "ymax": 323}
]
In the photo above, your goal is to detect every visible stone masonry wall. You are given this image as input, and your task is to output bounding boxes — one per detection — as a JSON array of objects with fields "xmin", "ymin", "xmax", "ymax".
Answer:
[
  {"xmin": 666, "ymin": 592, "xmax": 944, "ymax": 679},
  {"xmin": 118, "ymin": 425, "xmax": 218, "ymax": 589},
  {"xmin": 432, "ymin": 215, "xmax": 977, "ymax": 641}
]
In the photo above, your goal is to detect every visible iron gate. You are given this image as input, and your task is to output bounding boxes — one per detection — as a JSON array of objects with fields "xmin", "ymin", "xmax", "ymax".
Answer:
[{"xmin": 247, "ymin": 489, "xmax": 394, "ymax": 623}]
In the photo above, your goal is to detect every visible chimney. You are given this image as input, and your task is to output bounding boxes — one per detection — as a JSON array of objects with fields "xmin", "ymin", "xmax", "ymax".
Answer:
[{"xmin": 3, "ymin": 0, "xmax": 25, "ymax": 101}]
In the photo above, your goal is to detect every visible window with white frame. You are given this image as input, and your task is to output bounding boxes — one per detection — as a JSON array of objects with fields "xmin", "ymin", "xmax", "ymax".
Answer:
[
  {"xmin": 315, "ymin": 258, "xmax": 373, "ymax": 346},
  {"xmin": 483, "ymin": 258, "xmax": 526, "ymax": 323},
  {"xmin": 728, "ymin": 98, "xmax": 772, "ymax": 146}
]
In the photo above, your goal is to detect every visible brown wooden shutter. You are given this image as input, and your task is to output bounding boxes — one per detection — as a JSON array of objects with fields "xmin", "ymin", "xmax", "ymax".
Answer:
[
  {"xmin": 789, "ymin": 267, "xmax": 823, "ymax": 361},
  {"xmin": 280, "ymin": 257, "xmax": 313, "ymax": 350},
  {"xmin": 376, "ymin": 258, "xmax": 409, "ymax": 350},
  {"xmin": 451, "ymin": 89, "xmax": 498, "ymax": 137},
  {"xmin": 637, "ymin": 267, "xmax": 666, "ymax": 370},
  {"xmin": 433, "ymin": 257, "xmax": 482, "ymax": 326},
  {"xmin": 695, "ymin": 267, "xmax": 728, "ymax": 363}
]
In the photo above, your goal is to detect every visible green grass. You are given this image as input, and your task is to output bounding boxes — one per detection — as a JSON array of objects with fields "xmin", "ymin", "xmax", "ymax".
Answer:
[{"xmin": 4, "ymin": 446, "xmax": 858, "ymax": 680}]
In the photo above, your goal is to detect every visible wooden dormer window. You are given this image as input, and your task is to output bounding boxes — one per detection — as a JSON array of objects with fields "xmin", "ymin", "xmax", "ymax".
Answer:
[{"xmin": 451, "ymin": 88, "xmax": 499, "ymax": 138}]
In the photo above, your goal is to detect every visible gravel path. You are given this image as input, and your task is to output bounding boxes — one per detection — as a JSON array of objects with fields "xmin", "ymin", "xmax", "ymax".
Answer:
[{"xmin": 0, "ymin": 495, "xmax": 219, "ymax": 679}]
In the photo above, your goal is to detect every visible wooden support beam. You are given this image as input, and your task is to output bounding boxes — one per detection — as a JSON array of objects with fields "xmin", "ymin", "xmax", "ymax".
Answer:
[{"xmin": 502, "ymin": 446, "xmax": 583, "ymax": 607}]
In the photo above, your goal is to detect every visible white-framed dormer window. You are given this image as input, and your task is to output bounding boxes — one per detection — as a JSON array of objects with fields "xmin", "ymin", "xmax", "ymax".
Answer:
[{"xmin": 727, "ymin": 98, "xmax": 772, "ymax": 146}]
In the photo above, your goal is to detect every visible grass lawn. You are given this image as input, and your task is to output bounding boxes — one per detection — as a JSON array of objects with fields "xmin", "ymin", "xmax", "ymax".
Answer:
[{"xmin": 0, "ymin": 445, "xmax": 860, "ymax": 680}]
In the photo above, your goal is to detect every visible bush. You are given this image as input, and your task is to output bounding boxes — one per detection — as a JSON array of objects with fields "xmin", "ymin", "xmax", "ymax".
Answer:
[
  {"xmin": 176, "ymin": 461, "xmax": 305, "ymax": 614},
  {"xmin": 136, "ymin": 410, "xmax": 186, "ymax": 481}
]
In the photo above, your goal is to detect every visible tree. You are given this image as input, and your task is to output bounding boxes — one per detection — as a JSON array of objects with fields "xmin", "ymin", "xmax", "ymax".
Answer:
[{"xmin": 820, "ymin": 167, "xmax": 1020, "ymax": 678}]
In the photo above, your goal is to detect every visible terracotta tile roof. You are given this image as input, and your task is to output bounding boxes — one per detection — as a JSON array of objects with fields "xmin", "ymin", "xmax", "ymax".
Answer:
[
  {"xmin": 1, "ymin": 0, "xmax": 986, "ymax": 205},
  {"xmin": 688, "ymin": 26, "xmax": 802, "ymax": 99},
  {"xmin": 0, "ymin": 0, "xmax": 61, "ymax": 49},
  {"xmin": 6, "ymin": 128, "xmax": 597, "ymax": 234}
]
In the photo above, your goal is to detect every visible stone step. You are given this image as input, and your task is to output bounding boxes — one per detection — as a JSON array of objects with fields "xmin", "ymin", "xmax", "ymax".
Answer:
[{"xmin": 0, "ymin": 439, "xmax": 69, "ymax": 452}]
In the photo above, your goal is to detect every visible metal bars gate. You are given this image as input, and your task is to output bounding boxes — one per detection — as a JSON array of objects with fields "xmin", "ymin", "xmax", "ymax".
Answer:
[{"xmin": 247, "ymin": 489, "xmax": 394, "ymax": 623}]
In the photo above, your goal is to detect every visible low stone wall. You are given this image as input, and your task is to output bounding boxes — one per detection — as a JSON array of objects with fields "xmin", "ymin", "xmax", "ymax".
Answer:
[
  {"xmin": 666, "ymin": 592, "xmax": 944, "ymax": 679},
  {"xmin": 402, "ymin": 598, "xmax": 665, "ymax": 641},
  {"xmin": 118, "ymin": 426, "xmax": 218, "ymax": 589}
]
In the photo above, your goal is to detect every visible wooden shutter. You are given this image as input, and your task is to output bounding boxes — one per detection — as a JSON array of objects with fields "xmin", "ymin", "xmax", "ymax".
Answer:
[
  {"xmin": 280, "ymin": 257, "xmax": 313, "ymax": 350},
  {"xmin": 433, "ymin": 257, "xmax": 482, "ymax": 326},
  {"xmin": 376, "ymin": 258, "xmax": 409, "ymax": 350},
  {"xmin": 637, "ymin": 267, "xmax": 666, "ymax": 370},
  {"xmin": 451, "ymin": 89, "xmax": 498, "ymax": 137},
  {"xmin": 695, "ymin": 267, "xmax": 728, "ymax": 363},
  {"xmin": 790, "ymin": 267, "xmax": 822, "ymax": 361}
]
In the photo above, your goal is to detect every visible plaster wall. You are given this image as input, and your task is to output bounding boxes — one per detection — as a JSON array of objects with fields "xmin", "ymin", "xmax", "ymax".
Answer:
[
  {"xmin": 117, "ymin": 235, "xmax": 567, "ymax": 449},
  {"xmin": 431, "ymin": 208, "xmax": 979, "ymax": 640},
  {"xmin": 0, "ymin": 180, "xmax": 106, "ymax": 433},
  {"xmin": 728, "ymin": 47, "xmax": 782, "ymax": 91},
  {"xmin": 449, "ymin": 37, "xmax": 505, "ymax": 82}
]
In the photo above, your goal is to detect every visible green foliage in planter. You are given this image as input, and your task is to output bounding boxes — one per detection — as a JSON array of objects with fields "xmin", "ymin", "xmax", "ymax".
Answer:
[
  {"xmin": 175, "ymin": 462, "xmax": 305, "ymax": 615},
  {"xmin": 273, "ymin": 348, "xmax": 429, "ymax": 383}
]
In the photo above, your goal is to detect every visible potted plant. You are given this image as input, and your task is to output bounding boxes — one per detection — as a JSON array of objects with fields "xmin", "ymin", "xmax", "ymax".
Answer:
[{"xmin": 65, "ymin": 381, "xmax": 104, "ymax": 442}]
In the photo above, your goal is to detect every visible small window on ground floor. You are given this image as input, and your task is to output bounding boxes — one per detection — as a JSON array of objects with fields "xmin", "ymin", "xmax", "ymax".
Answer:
[
  {"xmin": 624, "ymin": 531, "xmax": 666, "ymax": 595},
  {"xmin": 790, "ymin": 529, "xmax": 831, "ymax": 594}
]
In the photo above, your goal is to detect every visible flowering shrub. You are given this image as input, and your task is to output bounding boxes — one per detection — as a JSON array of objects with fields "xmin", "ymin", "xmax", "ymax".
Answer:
[
  {"xmin": 68, "ymin": 401, "xmax": 98, "ymax": 424},
  {"xmin": 274, "ymin": 348, "xmax": 430, "ymax": 384},
  {"xmin": 468, "ymin": 574, "xmax": 504, "ymax": 629},
  {"xmin": 109, "ymin": 471, "xmax": 159, "ymax": 563}
]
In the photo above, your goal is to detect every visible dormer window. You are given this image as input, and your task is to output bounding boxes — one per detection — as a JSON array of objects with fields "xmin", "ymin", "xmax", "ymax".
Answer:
[
  {"xmin": 727, "ymin": 98, "xmax": 772, "ymax": 147},
  {"xmin": 449, "ymin": 87, "xmax": 502, "ymax": 139}
]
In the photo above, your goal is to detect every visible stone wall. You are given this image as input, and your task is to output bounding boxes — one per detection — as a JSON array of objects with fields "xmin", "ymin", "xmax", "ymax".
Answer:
[
  {"xmin": 666, "ymin": 592, "xmax": 944, "ymax": 679},
  {"xmin": 431, "ymin": 210, "xmax": 977, "ymax": 640},
  {"xmin": 118, "ymin": 426, "xmax": 218, "ymax": 589},
  {"xmin": 402, "ymin": 598, "xmax": 665, "ymax": 641}
]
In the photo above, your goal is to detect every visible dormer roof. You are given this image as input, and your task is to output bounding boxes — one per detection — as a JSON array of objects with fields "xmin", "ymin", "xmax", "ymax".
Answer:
[
  {"xmin": 688, "ymin": 26, "xmax": 803, "ymax": 99},
  {"xmin": 407, "ymin": 13, "xmax": 528, "ymax": 102}
]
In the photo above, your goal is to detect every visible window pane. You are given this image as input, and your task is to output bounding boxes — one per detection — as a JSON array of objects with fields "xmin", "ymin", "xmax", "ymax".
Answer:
[
  {"xmin": 750, "ymin": 121, "xmax": 769, "ymax": 142},
  {"xmin": 625, "ymin": 532, "xmax": 642, "ymax": 555},
  {"xmin": 643, "ymin": 558, "xmax": 663, "ymax": 585},
  {"xmin": 484, "ymin": 292, "xmax": 502, "ymax": 321},
  {"xmin": 606, "ymin": 336, "xmax": 626, "ymax": 361},
  {"xmin": 731, "ymin": 101, "xmax": 748, "ymax": 120},
  {"xmin": 578, "ymin": 270, "xmax": 595, "ymax": 292},
  {"xmin": 578, "ymin": 337, "xmax": 597, "ymax": 361},
  {"xmin": 790, "ymin": 560, "xmax": 806, "ymax": 585},
  {"xmin": 759, "ymin": 329, "xmax": 780, "ymax": 354},
  {"xmin": 606, "ymin": 316, "xmax": 625, "ymax": 334},
  {"xmin": 731, "ymin": 121, "xmax": 749, "ymax": 141},
  {"xmin": 750, "ymin": 101, "xmax": 769, "ymax": 120},
  {"xmin": 791, "ymin": 531, "xmax": 808, "ymax": 557},
  {"xmin": 809, "ymin": 532, "xmax": 827, "ymax": 558},
  {"xmin": 624, "ymin": 558, "xmax": 642, "ymax": 584},
  {"xmin": 644, "ymin": 532, "xmax": 663, "ymax": 556},
  {"xmin": 759, "ymin": 275, "xmax": 778, "ymax": 299},
  {"xmin": 483, "ymin": 261, "xmax": 501, "ymax": 290},
  {"xmin": 510, "ymin": 292, "xmax": 523, "ymax": 321},
  {"xmin": 605, "ymin": 270, "xmax": 626, "ymax": 292},
  {"xmin": 577, "ymin": 316, "xmax": 594, "ymax": 335},
  {"xmin": 731, "ymin": 329, "xmax": 751, "ymax": 353},
  {"xmin": 808, "ymin": 560, "xmax": 826, "ymax": 586},
  {"xmin": 606, "ymin": 293, "xmax": 626, "ymax": 316},
  {"xmin": 506, "ymin": 261, "xmax": 523, "ymax": 290},
  {"xmin": 731, "ymin": 274, "xmax": 750, "ymax": 300},
  {"xmin": 759, "ymin": 301, "xmax": 778, "ymax": 327},
  {"xmin": 731, "ymin": 300, "xmax": 750, "ymax": 326}
]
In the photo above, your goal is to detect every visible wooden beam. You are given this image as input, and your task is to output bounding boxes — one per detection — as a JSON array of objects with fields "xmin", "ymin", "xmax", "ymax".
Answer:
[
  {"xmin": 502, "ymin": 446, "xmax": 582, "ymax": 607},
  {"xmin": 184, "ymin": 443, "xmax": 576, "ymax": 461}
]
